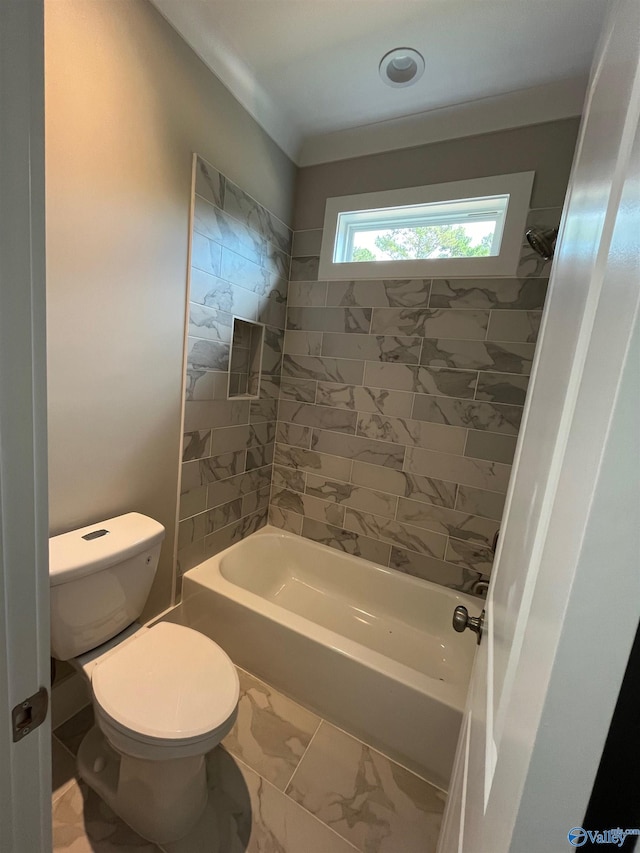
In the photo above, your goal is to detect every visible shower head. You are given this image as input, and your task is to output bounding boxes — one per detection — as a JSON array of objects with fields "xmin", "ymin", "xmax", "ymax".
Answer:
[{"xmin": 525, "ymin": 227, "xmax": 558, "ymax": 261}]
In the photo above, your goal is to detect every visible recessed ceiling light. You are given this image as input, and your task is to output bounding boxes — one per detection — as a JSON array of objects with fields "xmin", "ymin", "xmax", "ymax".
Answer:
[{"xmin": 379, "ymin": 47, "xmax": 425, "ymax": 88}]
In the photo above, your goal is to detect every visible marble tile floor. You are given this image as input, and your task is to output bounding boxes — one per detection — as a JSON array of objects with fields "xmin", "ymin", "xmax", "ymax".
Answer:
[{"xmin": 52, "ymin": 665, "xmax": 446, "ymax": 853}]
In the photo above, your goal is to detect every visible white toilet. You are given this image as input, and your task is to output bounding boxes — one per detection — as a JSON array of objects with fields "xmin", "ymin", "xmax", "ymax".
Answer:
[{"xmin": 49, "ymin": 512, "xmax": 239, "ymax": 844}]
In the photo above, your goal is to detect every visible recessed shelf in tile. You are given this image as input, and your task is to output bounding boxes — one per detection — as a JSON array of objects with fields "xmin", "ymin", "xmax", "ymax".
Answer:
[{"xmin": 228, "ymin": 317, "xmax": 265, "ymax": 400}]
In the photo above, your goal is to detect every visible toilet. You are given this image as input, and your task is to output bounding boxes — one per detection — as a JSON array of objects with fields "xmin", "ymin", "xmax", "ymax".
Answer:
[{"xmin": 49, "ymin": 512, "xmax": 239, "ymax": 844}]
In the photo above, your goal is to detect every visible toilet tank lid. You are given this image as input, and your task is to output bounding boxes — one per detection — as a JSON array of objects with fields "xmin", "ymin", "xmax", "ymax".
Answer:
[{"xmin": 49, "ymin": 513, "xmax": 165, "ymax": 587}]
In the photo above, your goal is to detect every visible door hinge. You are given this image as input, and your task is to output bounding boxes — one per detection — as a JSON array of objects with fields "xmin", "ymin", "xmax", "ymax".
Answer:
[{"xmin": 12, "ymin": 686, "xmax": 48, "ymax": 742}]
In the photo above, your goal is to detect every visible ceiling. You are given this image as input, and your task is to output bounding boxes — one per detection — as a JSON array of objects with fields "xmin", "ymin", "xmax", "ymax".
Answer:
[{"xmin": 150, "ymin": 0, "xmax": 610, "ymax": 165}]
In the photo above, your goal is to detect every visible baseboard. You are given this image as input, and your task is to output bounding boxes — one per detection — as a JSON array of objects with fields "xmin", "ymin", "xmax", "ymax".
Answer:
[{"xmin": 51, "ymin": 670, "xmax": 90, "ymax": 730}]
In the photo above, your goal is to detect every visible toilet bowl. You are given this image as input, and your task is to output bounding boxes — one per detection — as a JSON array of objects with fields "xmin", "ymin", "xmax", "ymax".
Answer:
[
  {"xmin": 49, "ymin": 513, "xmax": 239, "ymax": 844},
  {"xmin": 76, "ymin": 621, "xmax": 238, "ymax": 843}
]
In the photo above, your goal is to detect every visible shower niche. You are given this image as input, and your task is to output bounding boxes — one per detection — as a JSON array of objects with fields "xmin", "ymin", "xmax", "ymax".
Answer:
[{"xmin": 228, "ymin": 317, "xmax": 264, "ymax": 399}]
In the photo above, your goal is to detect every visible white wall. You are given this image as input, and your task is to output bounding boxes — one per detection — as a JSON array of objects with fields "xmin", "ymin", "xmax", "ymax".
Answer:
[{"xmin": 45, "ymin": 0, "xmax": 296, "ymax": 616}]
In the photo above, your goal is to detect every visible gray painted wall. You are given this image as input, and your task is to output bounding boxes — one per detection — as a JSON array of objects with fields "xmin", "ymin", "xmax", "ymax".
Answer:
[
  {"xmin": 45, "ymin": 0, "xmax": 296, "ymax": 618},
  {"xmin": 294, "ymin": 118, "xmax": 580, "ymax": 231}
]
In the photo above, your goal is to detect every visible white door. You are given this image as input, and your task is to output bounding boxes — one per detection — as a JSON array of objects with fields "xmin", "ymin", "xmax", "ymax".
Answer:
[
  {"xmin": 0, "ymin": 1, "xmax": 51, "ymax": 851},
  {"xmin": 438, "ymin": 1, "xmax": 640, "ymax": 851}
]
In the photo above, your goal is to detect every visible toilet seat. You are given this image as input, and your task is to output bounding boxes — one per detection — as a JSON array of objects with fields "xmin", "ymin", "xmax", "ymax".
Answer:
[{"xmin": 91, "ymin": 622, "xmax": 239, "ymax": 759}]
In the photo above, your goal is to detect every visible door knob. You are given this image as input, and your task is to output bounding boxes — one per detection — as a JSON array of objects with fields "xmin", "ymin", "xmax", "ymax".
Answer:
[{"xmin": 452, "ymin": 606, "xmax": 485, "ymax": 645}]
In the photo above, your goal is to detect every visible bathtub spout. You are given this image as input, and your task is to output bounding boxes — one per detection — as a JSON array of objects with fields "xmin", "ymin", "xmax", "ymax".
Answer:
[{"xmin": 471, "ymin": 579, "xmax": 489, "ymax": 598}]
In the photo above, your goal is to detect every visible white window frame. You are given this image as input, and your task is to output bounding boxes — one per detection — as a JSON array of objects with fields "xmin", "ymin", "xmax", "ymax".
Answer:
[{"xmin": 318, "ymin": 172, "xmax": 535, "ymax": 280}]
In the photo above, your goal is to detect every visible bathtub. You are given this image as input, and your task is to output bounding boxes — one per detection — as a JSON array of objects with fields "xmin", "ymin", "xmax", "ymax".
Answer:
[{"xmin": 181, "ymin": 525, "xmax": 479, "ymax": 790}]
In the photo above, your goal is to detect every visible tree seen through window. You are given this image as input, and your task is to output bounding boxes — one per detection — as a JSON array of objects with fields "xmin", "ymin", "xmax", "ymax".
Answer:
[{"xmin": 351, "ymin": 223, "xmax": 494, "ymax": 262}]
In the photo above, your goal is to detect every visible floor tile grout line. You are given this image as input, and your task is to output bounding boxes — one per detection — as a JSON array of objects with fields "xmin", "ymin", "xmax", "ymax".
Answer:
[
  {"xmin": 230, "ymin": 660, "xmax": 327, "ymax": 788},
  {"xmin": 283, "ymin": 706, "xmax": 447, "ymax": 793},
  {"xmin": 282, "ymin": 717, "xmax": 324, "ymax": 794},
  {"xmin": 232, "ymin": 748, "xmax": 364, "ymax": 853},
  {"xmin": 308, "ymin": 715, "xmax": 448, "ymax": 793}
]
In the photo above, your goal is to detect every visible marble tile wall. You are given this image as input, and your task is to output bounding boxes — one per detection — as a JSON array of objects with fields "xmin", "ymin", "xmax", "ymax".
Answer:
[
  {"xmin": 177, "ymin": 156, "xmax": 293, "ymax": 586},
  {"xmin": 268, "ymin": 206, "xmax": 561, "ymax": 594}
]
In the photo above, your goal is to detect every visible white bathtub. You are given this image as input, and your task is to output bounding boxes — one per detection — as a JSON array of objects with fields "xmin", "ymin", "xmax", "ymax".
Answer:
[{"xmin": 181, "ymin": 525, "xmax": 479, "ymax": 789}]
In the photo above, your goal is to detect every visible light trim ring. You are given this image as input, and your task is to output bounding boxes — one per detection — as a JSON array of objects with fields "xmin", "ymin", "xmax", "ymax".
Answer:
[{"xmin": 379, "ymin": 47, "xmax": 425, "ymax": 88}]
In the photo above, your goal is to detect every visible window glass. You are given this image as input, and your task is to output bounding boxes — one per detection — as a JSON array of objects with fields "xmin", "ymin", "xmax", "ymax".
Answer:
[{"xmin": 338, "ymin": 195, "xmax": 509, "ymax": 263}]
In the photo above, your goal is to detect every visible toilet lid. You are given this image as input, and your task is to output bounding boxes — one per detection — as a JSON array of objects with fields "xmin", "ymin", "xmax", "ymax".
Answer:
[{"xmin": 91, "ymin": 623, "xmax": 239, "ymax": 741}]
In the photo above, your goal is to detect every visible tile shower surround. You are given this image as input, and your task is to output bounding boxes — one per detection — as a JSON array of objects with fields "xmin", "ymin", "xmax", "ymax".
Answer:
[
  {"xmin": 177, "ymin": 157, "xmax": 559, "ymax": 596},
  {"xmin": 268, "ymin": 208, "xmax": 559, "ymax": 592},
  {"xmin": 177, "ymin": 157, "xmax": 292, "ymax": 582}
]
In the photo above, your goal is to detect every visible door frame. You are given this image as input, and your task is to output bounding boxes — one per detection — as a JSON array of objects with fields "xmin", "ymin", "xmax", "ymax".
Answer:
[
  {"xmin": 484, "ymin": 3, "xmax": 640, "ymax": 842},
  {"xmin": 438, "ymin": 0, "xmax": 640, "ymax": 847},
  {"xmin": 0, "ymin": 1, "xmax": 51, "ymax": 850}
]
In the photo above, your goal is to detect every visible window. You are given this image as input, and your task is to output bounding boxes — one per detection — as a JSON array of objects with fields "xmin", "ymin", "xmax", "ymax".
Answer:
[
  {"xmin": 318, "ymin": 172, "xmax": 534, "ymax": 280},
  {"xmin": 336, "ymin": 195, "xmax": 508, "ymax": 263}
]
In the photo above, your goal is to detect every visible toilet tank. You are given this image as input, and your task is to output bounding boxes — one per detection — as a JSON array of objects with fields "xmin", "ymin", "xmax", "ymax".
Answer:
[{"xmin": 49, "ymin": 513, "xmax": 165, "ymax": 661}]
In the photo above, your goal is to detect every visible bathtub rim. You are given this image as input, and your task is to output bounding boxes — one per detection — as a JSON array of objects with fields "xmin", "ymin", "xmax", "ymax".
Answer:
[{"xmin": 182, "ymin": 524, "xmax": 479, "ymax": 712}]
